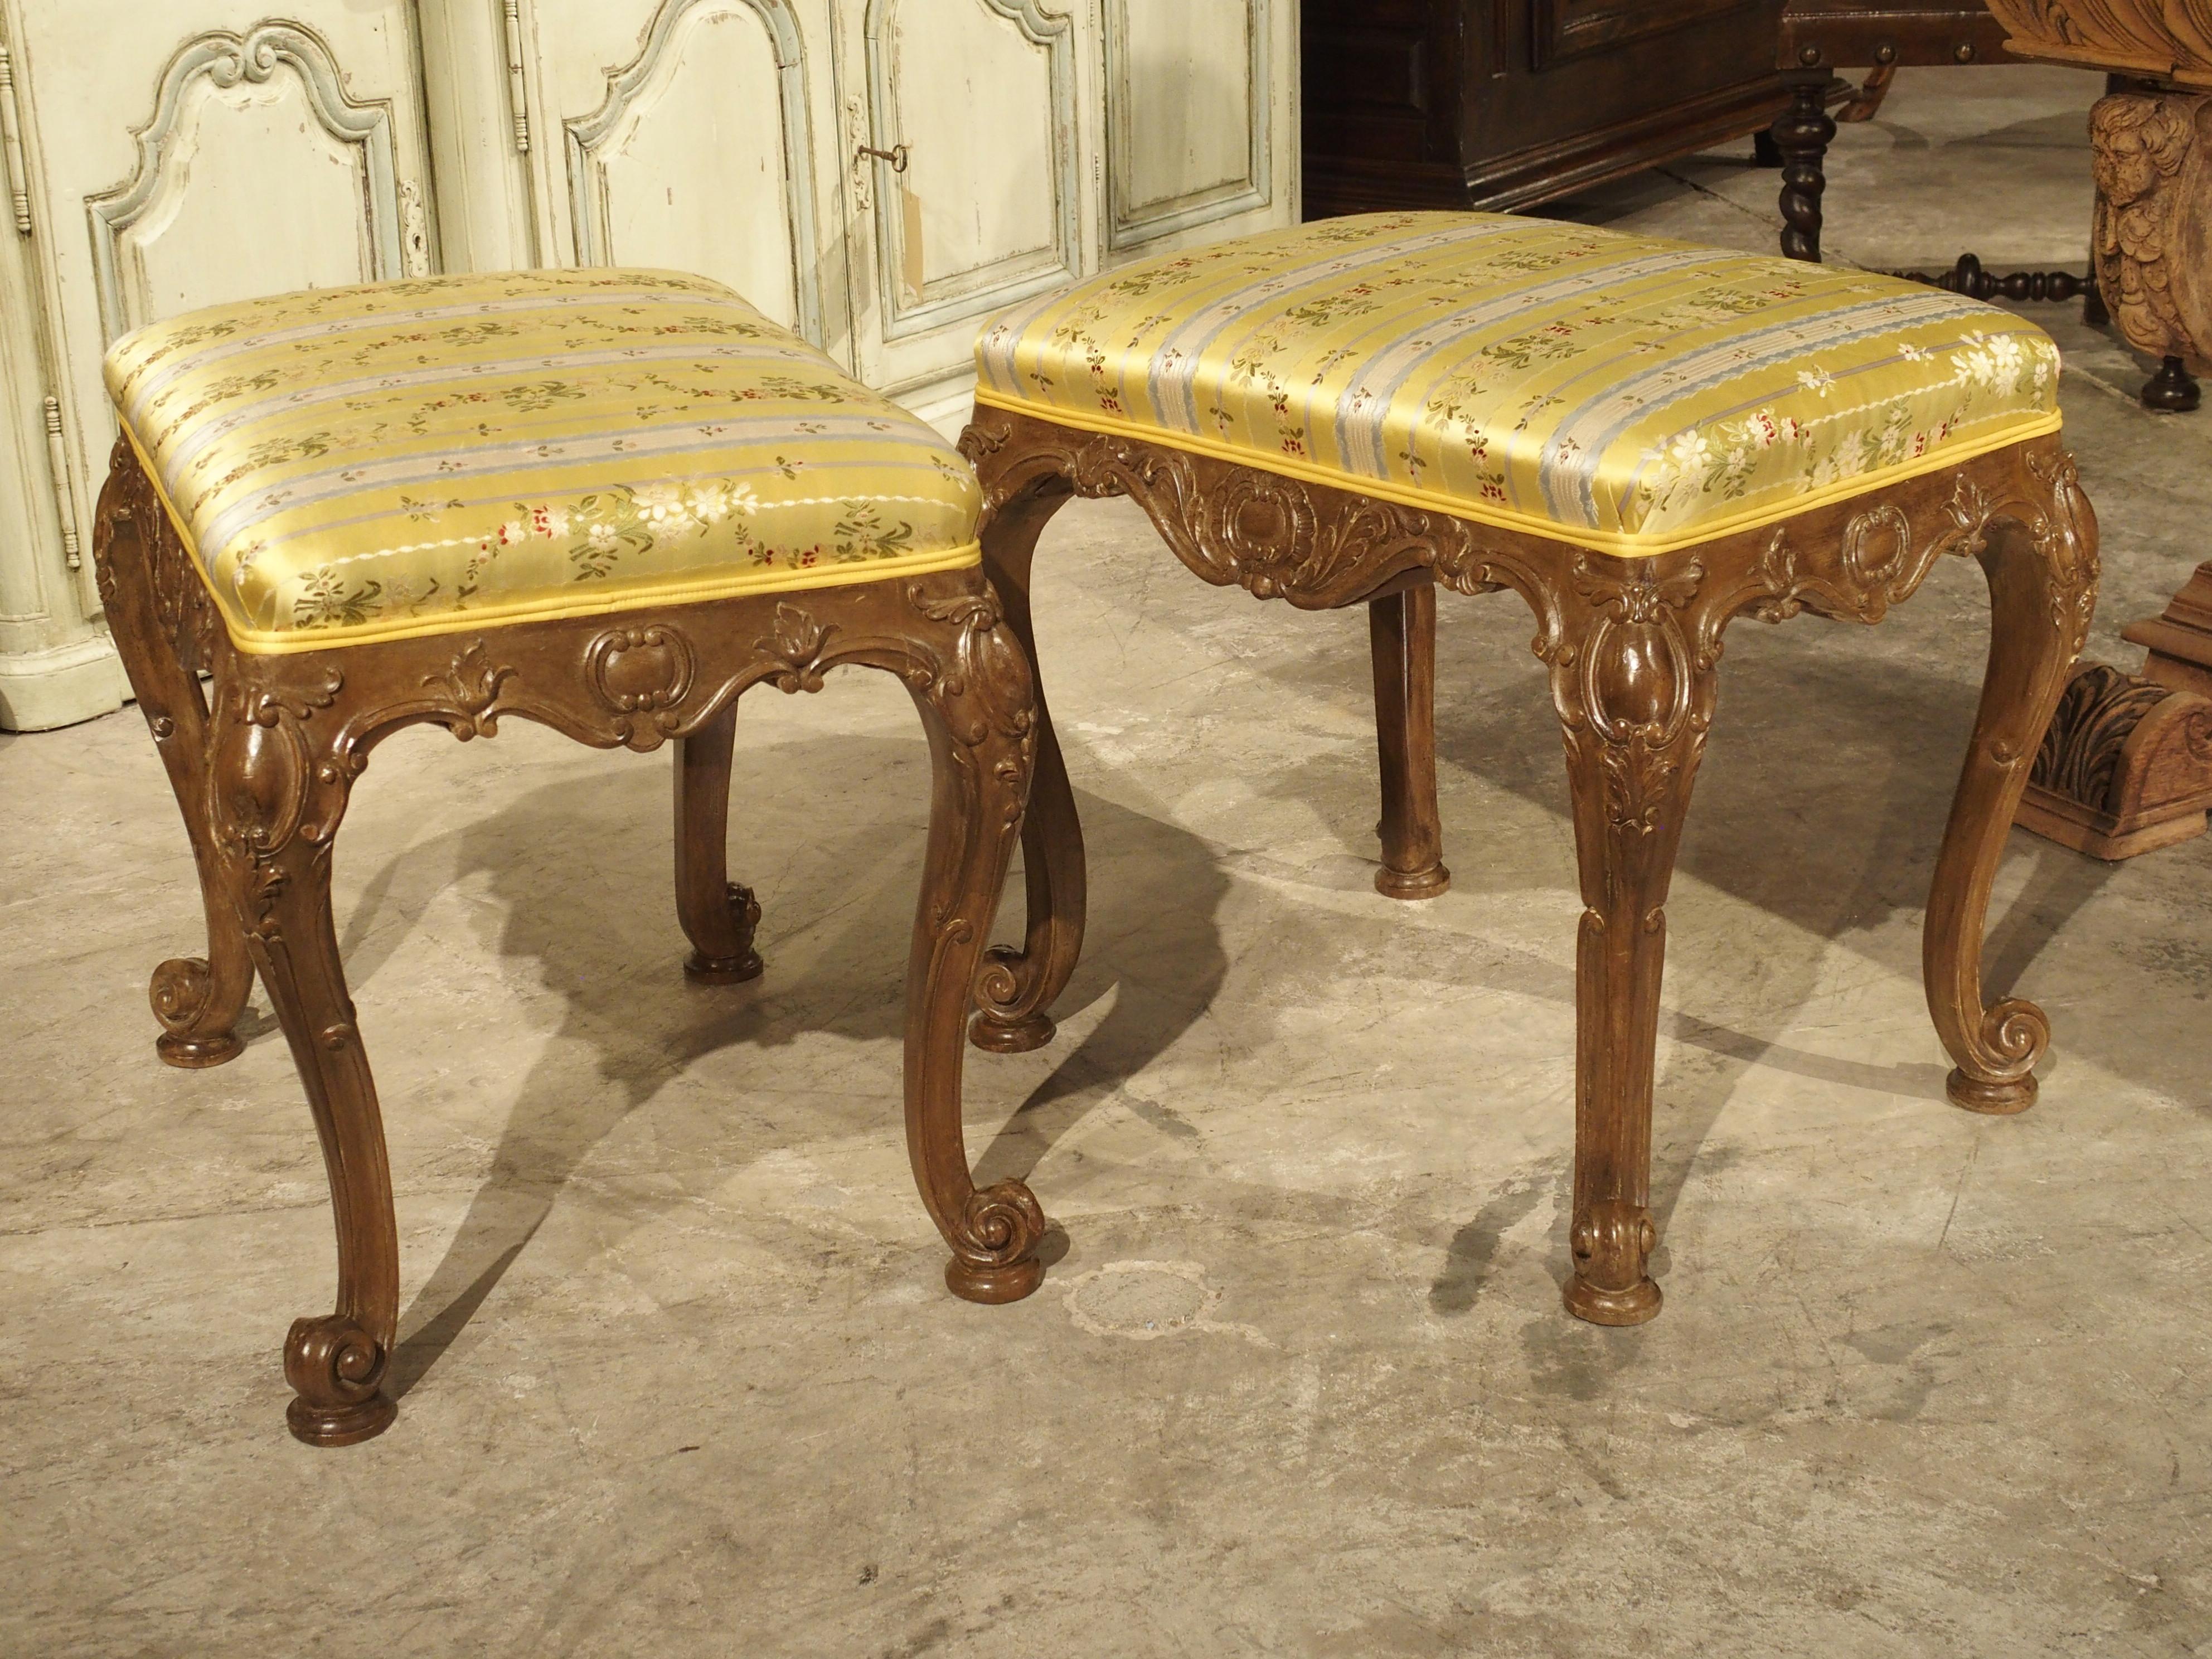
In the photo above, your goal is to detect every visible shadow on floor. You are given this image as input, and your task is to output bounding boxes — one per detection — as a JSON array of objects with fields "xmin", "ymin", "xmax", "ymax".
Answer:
[
  {"xmin": 1236, "ymin": 569, "xmax": 2212, "ymax": 1302},
  {"xmin": 344, "ymin": 726, "xmax": 1228, "ymax": 1401}
]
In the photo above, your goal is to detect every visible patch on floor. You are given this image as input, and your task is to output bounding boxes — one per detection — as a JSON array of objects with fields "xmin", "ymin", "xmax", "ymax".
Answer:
[{"xmin": 1060, "ymin": 1259, "xmax": 1270, "ymax": 1345}]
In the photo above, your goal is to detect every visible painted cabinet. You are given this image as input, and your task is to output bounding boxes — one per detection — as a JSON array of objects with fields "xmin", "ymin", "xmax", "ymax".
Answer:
[{"xmin": 0, "ymin": 0, "xmax": 1297, "ymax": 729}]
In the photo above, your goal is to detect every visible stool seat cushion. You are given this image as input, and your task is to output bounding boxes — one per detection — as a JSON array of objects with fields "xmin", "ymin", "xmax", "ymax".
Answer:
[
  {"xmin": 974, "ymin": 212, "xmax": 2062, "ymax": 557},
  {"xmin": 105, "ymin": 269, "xmax": 982, "ymax": 653}
]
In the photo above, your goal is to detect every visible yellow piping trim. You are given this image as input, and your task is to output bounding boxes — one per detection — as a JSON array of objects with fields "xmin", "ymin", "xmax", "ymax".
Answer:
[
  {"xmin": 120, "ymin": 421, "xmax": 982, "ymax": 658},
  {"xmin": 971, "ymin": 388, "xmax": 2063, "ymax": 559}
]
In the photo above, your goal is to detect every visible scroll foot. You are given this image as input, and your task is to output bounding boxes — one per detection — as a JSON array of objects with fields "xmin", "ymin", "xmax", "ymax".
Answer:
[
  {"xmin": 1947, "ymin": 1067, "xmax": 2039, "ymax": 1115},
  {"xmin": 968, "ymin": 1006, "xmax": 1056, "ymax": 1054},
  {"xmin": 942, "ymin": 1181, "xmax": 1048, "ymax": 1306},
  {"xmin": 1563, "ymin": 1200, "xmax": 1662, "ymax": 1326},
  {"xmin": 283, "ymin": 1313, "xmax": 398, "ymax": 1448}
]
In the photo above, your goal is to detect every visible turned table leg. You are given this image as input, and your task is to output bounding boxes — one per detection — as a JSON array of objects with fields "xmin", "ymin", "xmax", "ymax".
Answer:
[
  {"xmin": 1369, "ymin": 582, "xmax": 1451, "ymax": 899},
  {"xmin": 1776, "ymin": 71, "xmax": 1836, "ymax": 264},
  {"xmin": 970, "ymin": 482, "xmax": 1086, "ymax": 1054},
  {"xmin": 672, "ymin": 700, "xmax": 764, "ymax": 983}
]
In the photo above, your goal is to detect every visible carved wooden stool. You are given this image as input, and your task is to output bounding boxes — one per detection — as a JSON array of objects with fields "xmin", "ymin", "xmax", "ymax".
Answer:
[
  {"xmin": 961, "ymin": 212, "xmax": 2098, "ymax": 1325},
  {"xmin": 94, "ymin": 270, "xmax": 1047, "ymax": 1446}
]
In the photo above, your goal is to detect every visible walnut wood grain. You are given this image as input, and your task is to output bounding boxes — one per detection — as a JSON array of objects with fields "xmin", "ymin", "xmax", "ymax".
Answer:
[
  {"xmin": 673, "ymin": 701, "xmax": 764, "ymax": 983},
  {"xmin": 91, "ymin": 450, "xmax": 252, "ymax": 1068},
  {"xmin": 966, "ymin": 465, "xmax": 1086, "ymax": 1054},
  {"xmin": 1370, "ymin": 583, "xmax": 1452, "ymax": 899},
  {"xmin": 95, "ymin": 438, "xmax": 1047, "ymax": 1444},
  {"xmin": 960, "ymin": 405, "xmax": 2097, "ymax": 1322}
]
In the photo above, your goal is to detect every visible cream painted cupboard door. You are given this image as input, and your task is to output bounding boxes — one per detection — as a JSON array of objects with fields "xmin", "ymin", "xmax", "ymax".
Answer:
[
  {"xmin": 1100, "ymin": 0, "xmax": 1294, "ymax": 259},
  {"xmin": 9, "ymin": 1, "xmax": 439, "ymax": 574},
  {"xmin": 838, "ymin": 0, "xmax": 1093, "ymax": 418},
  {"xmin": 523, "ymin": 0, "xmax": 851, "ymax": 357}
]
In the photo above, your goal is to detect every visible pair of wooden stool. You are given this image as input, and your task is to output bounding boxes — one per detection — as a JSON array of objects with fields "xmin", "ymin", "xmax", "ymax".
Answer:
[{"xmin": 98, "ymin": 217, "xmax": 2095, "ymax": 1445}]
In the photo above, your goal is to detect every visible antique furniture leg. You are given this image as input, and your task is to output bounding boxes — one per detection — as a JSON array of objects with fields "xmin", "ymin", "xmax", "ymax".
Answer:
[
  {"xmin": 969, "ymin": 207, "xmax": 2083, "ymax": 1321},
  {"xmin": 2125, "ymin": 562, "xmax": 2212, "ymax": 696},
  {"xmin": 2018, "ymin": 662, "xmax": 2212, "ymax": 857},
  {"xmin": 252, "ymin": 843, "xmax": 402, "ymax": 1448},
  {"xmin": 899, "ymin": 599, "xmax": 1050, "ymax": 1300},
  {"xmin": 965, "ymin": 465, "xmax": 1086, "ymax": 1054},
  {"xmin": 104, "ymin": 266, "xmax": 1050, "ymax": 1449},
  {"xmin": 1895, "ymin": 252, "xmax": 2090, "ymax": 305},
  {"xmin": 197, "ymin": 652, "xmax": 402, "ymax": 1446},
  {"xmin": 2143, "ymin": 355, "xmax": 2204, "ymax": 412},
  {"xmin": 1926, "ymin": 452, "xmax": 2099, "ymax": 1112},
  {"xmin": 93, "ymin": 444, "xmax": 254, "ymax": 1068},
  {"xmin": 2009, "ymin": 81, "xmax": 2212, "ymax": 857},
  {"xmin": 1369, "ymin": 583, "xmax": 1451, "ymax": 898},
  {"xmin": 1543, "ymin": 556, "xmax": 1716, "ymax": 1325},
  {"xmin": 672, "ymin": 700, "xmax": 764, "ymax": 983},
  {"xmin": 1775, "ymin": 69, "xmax": 1837, "ymax": 262}
]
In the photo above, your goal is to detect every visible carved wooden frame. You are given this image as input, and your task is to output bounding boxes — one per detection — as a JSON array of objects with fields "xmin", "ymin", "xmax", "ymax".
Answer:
[
  {"xmin": 93, "ymin": 437, "xmax": 1047, "ymax": 1447},
  {"xmin": 958, "ymin": 404, "xmax": 2099, "ymax": 1326}
]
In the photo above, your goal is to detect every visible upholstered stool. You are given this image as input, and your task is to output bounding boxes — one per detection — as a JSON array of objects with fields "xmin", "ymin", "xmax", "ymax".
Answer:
[
  {"xmin": 95, "ymin": 269, "xmax": 1048, "ymax": 1445},
  {"xmin": 959, "ymin": 212, "xmax": 2098, "ymax": 1325}
]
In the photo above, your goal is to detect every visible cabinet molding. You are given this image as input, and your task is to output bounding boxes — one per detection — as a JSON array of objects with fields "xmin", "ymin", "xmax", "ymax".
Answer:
[
  {"xmin": 565, "ymin": 0, "xmax": 826, "ymax": 346},
  {"xmin": 1103, "ymin": 0, "xmax": 1273, "ymax": 250},
  {"xmin": 85, "ymin": 24, "xmax": 409, "ymax": 342},
  {"xmin": 40, "ymin": 395, "xmax": 79, "ymax": 572},
  {"xmin": 501, "ymin": 0, "xmax": 532, "ymax": 152},
  {"xmin": 1, "ymin": 42, "xmax": 29, "ymax": 235},
  {"xmin": 862, "ymin": 0, "xmax": 1081, "ymax": 342}
]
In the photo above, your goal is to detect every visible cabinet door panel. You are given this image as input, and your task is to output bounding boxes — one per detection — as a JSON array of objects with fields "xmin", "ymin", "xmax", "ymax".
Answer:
[
  {"xmin": 1105, "ymin": 0, "xmax": 1271, "ymax": 248},
  {"xmin": 532, "ymin": 0, "xmax": 842, "ymax": 351},
  {"xmin": 847, "ymin": 0, "xmax": 1082, "ymax": 399},
  {"xmin": 95, "ymin": 48, "xmax": 413, "ymax": 333},
  {"xmin": 6, "ymin": 2, "xmax": 435, "ymax": 626}
]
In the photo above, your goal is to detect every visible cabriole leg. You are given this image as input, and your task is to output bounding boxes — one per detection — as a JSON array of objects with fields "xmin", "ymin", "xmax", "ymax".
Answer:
[
  {"xmin": 970, "ymin": 483, "xmax": 1086, "ymax": 1054},
  {"xmin": 207, "ymin": 657, "xmax": 399, "ymax": 1445},
  {"xmin": 244, "ymin": 837, "xmax": 399, "ymax": 1445},
  {"xmin": 1369, "ymin": 582, "xmax": 1451, "ymax": 899},
  {"xmin": 900, "ymin": 591, "xmax": 1049, "ymax": 1302},
  {"xmin": 92, "ymin": 443, "xmax": 253, "ymax": 1068},
  {"xmin": 1546, "ymin": 563, "xmax": 1719, "ymax": 1325},
  {"xmin": 673, "ymin": 700, "xmax": 764, "ymax": 983},
  {"xmin": 1925, "ymin": 453, "xmax": 2099, "ymax": 1113}
]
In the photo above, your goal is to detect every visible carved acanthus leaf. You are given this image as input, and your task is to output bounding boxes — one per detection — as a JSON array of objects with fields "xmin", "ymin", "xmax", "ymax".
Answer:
[
  {"xmin": 756, "ymin": 603, "xmax": 835, "ymax": 695},
  {"xmin": 421, "ymin": 638, "xmax": 517, "ymax": 738}
]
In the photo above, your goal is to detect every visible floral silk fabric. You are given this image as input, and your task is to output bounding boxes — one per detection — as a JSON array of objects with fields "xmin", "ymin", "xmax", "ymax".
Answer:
[
  {"xmin": 976, "ymin": 212, "xmax": 2063, "ymax": 556},
  {"xmin": 105, "ymin": 269, "xmax": 982, "ymax": 653}
]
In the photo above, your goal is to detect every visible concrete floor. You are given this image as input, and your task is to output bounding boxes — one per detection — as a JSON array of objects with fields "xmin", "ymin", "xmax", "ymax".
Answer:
[{"xmin": 6, "ymin": 66, "xmax": 2210, "ymax": 1658}]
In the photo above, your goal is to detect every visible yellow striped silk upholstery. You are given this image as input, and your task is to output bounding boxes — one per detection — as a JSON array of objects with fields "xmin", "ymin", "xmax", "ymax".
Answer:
[
  {"xmin": 105, "ymin": 269, "xmax": 982, "ymax": 653},
  {"xmin": 976, "ymin": 212, "xmax": 2063, "ymax": 557}
]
